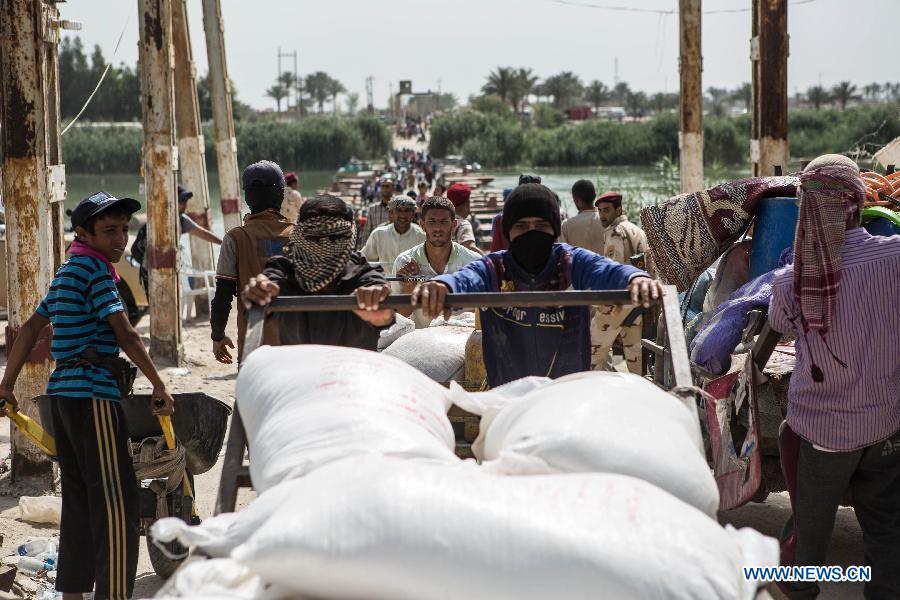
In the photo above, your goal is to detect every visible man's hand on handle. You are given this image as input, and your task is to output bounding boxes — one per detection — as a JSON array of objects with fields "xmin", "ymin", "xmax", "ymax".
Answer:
[
  {"xmin": 242, "ymin": 274, "xmax": 280, "ymax": 310},
  {"xmin": 0, "ymin": 385, "xmax": 18, "ymax": 417},
  {"xmin": 151, "ymin": 387, "xmax": 175, "ymax": 417},
  {"xmin": 628, "ymin": 276, "xmax": 664, "ymax": 308},
  {"xmin": 353, "ymin": 284, "xmax": 394, "ymax": 326},
  {"xmin": 411, "ymin": 281, "xmax": 452, "ymax": 322}
]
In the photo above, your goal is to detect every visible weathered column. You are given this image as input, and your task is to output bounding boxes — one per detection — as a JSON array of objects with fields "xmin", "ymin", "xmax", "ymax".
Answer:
[
  {"xmin": 202, "ymin": 0, "xmax": 242, "ymax": 231},
  {"xmin": 755, "ymin": 0, "xmax": 789, "ymax": 176},
  {"xmin": 172, "ymin": 0, "xmax": 214, "ymax": 315},
  {"xmin": 138, "ymin": 0, "xmax": 183, "ymax": 364},
  {"xmin": 0, "ymin": 0, "xmax": 57, "ymax": 480},
  {"xmin": 679, "ymin": 0, "xmax": 704, "ymax": 193}
]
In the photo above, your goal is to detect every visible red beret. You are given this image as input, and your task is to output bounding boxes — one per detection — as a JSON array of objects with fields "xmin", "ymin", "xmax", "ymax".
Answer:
[
  {"xmin": 284, "ymin": 172, "xmax": 298, "ymax": 185},
  {"xmin": 595, "ymin": 191, "xmax": 623, "ymax": 208},
  {"xmin": 447, "ymin": 183, "xmax": 471, "ymax": 206}
]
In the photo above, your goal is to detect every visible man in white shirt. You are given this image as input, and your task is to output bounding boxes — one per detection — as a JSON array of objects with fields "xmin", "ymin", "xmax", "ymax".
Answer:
[
  {"xmin": 362, "ymin": 196, "xmax": 425, "ymax": 275},
  {"xmin": 560, "ymin": 179, "xmax": 605, "ymax": 253},
  {"xmin": 394, "ymin": 197, "xmax": 481, "ymax": 328}
]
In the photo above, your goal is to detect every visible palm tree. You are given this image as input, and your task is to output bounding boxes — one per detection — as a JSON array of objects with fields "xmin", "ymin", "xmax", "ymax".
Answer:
[
  {"xmin": 585, "ymin": 80, "xmax": 610, "ymax": 114},
  {"xmin": 732, "ymin": 82, "xmax": 752, "ymax": 111},
  {"xmin": 305, "ymin": 71, "xmax": 331, "ymax": 113},
  {"xmin": 831, "ymin": 81, "xmax": 860, "ymax": 110},
  {"xmin": 509, "ymin": 68, "xmax": 539, "ymax": 113},
  {"xmin": 326, "ymin": 77, "xmax": 346, "ymax": 115},
  {"xmin": 612, "ymin": 81, "xmax": 631, "ymax": 105},
  {"xmin": 541, "ymin": 71, "xmax": 583, "ymax": 110},
  {"xmin": 862, "ymin": 82, "xmax": 881, "ymax": 103},
  {"xmin": 625, "ymin": 91, "xmax": 647, "ymax": 118},
  {"xmin": 706, "ymin": 87, "xmax": 729, "ymax": 117},
  {"xmin": 265, "ymin": 83, "xmax": 289, "ymax": 113},
  {"xmin": 345, "ymin": 92, "xmax": 359, "ymax": 116},
  {"xmin": 805, "ymin": 85, "xmax": 830, "ymax": 110},
  {"xmin": 482, "ymin": 67, "xmax": 516, "ymax": 107}
]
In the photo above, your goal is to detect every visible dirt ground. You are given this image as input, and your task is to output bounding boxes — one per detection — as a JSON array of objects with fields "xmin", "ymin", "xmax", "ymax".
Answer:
[{"xmin": 0, "ymin": 310, "xmax": 868, "ymax": 599}]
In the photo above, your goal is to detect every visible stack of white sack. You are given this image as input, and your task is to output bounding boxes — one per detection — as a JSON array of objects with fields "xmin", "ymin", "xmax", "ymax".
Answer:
[
  {"xmin": 237, "ymin": 344, "xmax": 458, "ymax": 492},
  {"xmin": 377, "ymin": 313, "xmax": 416, "ymax": 351},
  {"xmin": 451, "ymin": 371, "xmax": 721, "ymax": 517},
  {"xmin": 382, "ymin": 323, "xmax": 472, "ymax": 382},
  {"xmin": 153, "ymin": 455, "xmax": 777, "ymax": 600}
]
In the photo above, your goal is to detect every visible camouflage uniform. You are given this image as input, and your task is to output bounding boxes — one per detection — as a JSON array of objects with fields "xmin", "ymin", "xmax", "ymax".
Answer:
[{"xmin": 590, "ymin": 215, "xmax": 649, "ymax": 374}]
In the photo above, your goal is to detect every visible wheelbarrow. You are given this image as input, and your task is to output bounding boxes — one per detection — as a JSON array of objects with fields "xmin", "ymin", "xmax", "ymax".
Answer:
[{"xmin": 34, "ymin": 392, "xmax": 231, "ymax": 578}]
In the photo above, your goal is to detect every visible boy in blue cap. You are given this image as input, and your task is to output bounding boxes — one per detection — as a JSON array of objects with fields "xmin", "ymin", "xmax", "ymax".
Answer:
[{"xmin": 0, "ymin": 191, "xmax": 174, "ymax": 599}]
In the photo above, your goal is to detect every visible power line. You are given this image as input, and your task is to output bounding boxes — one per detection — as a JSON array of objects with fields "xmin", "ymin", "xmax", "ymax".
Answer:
[{"xmin": 546, "ymin": 0, "xmax": 818, "ymax": 15}]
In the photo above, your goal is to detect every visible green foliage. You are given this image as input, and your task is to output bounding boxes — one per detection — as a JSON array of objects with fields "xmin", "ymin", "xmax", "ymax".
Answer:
[
  {"xmin": 63, "ymin": 117, "xmax": 392, "ymax": 173},
  {"xmin": 470, "ymin": 95, "xmax": 516, "ymax": 118},
  {"xmin": 533, "ymin": 104, "xmax": 565, "ymax": 129}
]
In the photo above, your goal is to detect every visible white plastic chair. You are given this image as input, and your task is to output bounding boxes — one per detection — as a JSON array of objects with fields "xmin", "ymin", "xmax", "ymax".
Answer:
[{"xmin": 181, "ymin": 265, "xmax": 216, "ymax": 319}]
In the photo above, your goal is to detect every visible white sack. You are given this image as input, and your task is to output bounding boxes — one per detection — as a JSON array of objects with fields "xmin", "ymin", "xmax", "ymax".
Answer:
[
  {"xmin": 233, "ymin": 456, "xmax": 777, "ymax": 600},
  {"xmin": 452, "ymin": 371, "xmax": 719, "ymax": 516},
  {"xmin": 153, "ymin": 558, "xmax": 292, "ymax": 599},
  {"xmin": 19, "ymin": 496, "xmax": 62, "ymax": 525},
  {"xmin": 377, "ymin": 313, "xmax": 415, "ymax": 350},
  {"xmin": 382, "ymin": 325, "xmax": 472, "ymax": 382},
  {"xmin": 237, "ymin": 345, "xmax": 457, "ymax": 492}
]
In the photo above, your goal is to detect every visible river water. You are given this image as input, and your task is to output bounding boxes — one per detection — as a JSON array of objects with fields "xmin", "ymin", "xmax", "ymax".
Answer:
[{"xmin": 66, "ymin": 164, "xmax": 750, "ymax": 234}]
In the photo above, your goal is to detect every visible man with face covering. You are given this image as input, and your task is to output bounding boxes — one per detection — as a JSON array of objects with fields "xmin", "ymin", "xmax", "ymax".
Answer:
[
  {"xmin": 768, "ymin": 154, "xmax": 900, "ymax": 598},
  {"xmin": 411, "ymin": 183, "xmax": 662, "ymax": 387},
  {"xmin": 210, "ymin": 160, "xmax": 294, "ymax": 364},
  {"xmin": 241, "ymin": 194, "xmax": 395, "ymax": 350}
]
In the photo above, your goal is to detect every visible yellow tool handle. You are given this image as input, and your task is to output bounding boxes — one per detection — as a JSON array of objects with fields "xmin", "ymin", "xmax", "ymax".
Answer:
[
  {"xmin": 154, "ymin": 400, "xmax": 198, "ymax": 518},
  {"xmin": 0, "ymin": 400, "xmax": 57, "ymax": 457}
]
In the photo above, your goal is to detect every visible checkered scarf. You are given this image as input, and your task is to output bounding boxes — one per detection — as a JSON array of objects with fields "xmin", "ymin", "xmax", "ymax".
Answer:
[
  {"xmin": 793, "ymin": 163, "xmax": 865, "ymax": 336},
  {"xmin": 287, "ymin": 216, "xmax": 356, "ymax": 292}
]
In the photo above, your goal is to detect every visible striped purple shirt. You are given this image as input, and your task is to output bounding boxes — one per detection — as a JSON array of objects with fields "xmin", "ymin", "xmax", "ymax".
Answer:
[{"xmin": 769, "ymin": 228, "xmax": 900, "ymax": 451}]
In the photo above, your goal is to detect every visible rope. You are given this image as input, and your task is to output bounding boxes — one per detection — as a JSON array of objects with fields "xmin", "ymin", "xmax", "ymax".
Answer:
[{"xmin": 131, "ymin": 435, "xmax": 186, "ymax": 520}]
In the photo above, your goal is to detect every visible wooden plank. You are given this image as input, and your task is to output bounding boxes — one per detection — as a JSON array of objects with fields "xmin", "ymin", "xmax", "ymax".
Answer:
[
  {"xmin": 215, "ymin": 405, "xmax": 248, "ymax": 515},
  {"xmin": 660, "ymin": 285, "xmax": 698, "ymax": 418}
]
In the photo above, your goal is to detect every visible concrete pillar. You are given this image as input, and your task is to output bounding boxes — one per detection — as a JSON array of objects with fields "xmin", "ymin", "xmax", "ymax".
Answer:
[
  {"xmin": 202, "ymin": 0, "xmax": 243, "ymax": 231},
  {"xmin": 172, "ymin": 0, "xmax": 214, "ymax": 315},
  {"xmin": 138, "ymin": 0, "xmax": 183, "ymax": 364},
  {"xmin": 0, "ymin": 0, "xmax": 60, "ymax": 480},
  {"xmin": 679, "ymin": 0, "xmax": 704, "ymax": 193}
]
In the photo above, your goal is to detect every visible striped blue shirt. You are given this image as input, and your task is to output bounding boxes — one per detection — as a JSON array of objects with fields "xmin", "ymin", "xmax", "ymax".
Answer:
[
  {"xmin": 36, "ymin": 255, "xmax": 125, "ymax": 401},
  {"xmin": 769, "ymin": 228, "xmax": 900, "ymax": 451}
]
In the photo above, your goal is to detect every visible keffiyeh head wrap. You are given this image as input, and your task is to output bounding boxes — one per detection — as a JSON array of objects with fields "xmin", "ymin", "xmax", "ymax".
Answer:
[
  {"xmin": 793, "ymin": 154, "xmax": 866, "ymax": 337},
  {"xmin": 287, "ymin": 215, "xmax": 356, "ymax": 292}
]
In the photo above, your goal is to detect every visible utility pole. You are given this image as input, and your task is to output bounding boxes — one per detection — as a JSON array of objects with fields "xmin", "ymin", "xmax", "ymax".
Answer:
[
  {"xmin": 172, "ymin": 0, "xmax": 214, "ymax": 315},
  {"xmin": 678, "ymin": 0, "xmax": 704, "ymax": 193},
  {"xmin": 139, "ymin": 0, "xmax": 182, "ymax": 364},
  {"xmin": 366, "ymin": 76, "xmax": 375, "ymax": 115},
  {"xmin": 752, "ymin": 0, "xmax": 789, "ymax": 176},
  {"xmin": 0, "ymin": 0, "xmax": 67, "ymax": 480},
  {"xmin": 203, "ymin": 0, "xmax": 242, "ymax": 231}
]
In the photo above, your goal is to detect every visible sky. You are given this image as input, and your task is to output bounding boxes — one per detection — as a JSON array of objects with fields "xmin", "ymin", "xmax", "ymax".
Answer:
[{"xmin": 60, "ymin": 0, "xmax": 900, "ymax": 111}]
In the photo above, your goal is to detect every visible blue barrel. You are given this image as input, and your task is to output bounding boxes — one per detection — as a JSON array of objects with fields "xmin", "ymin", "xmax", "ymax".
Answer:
[{"xmin": 749, "ymin": 196, "xmax": 798, "ymax": 278}]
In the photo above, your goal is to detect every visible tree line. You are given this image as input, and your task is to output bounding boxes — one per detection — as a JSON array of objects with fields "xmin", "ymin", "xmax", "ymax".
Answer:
[{"xmin": 477, "ymin": 66, "xmax": 900, "ymax": 121}]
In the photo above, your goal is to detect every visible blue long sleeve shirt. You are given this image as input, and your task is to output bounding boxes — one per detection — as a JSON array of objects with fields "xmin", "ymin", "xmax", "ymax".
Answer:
[{"xmin": 435, "ymin": 243, "xmax": 646, "ymax": 387}]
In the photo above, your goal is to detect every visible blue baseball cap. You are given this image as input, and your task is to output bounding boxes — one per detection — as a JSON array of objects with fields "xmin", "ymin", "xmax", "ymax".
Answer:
[{"xmin": 70, "ymin": 191, "xmax": 141, "ymax": 229}]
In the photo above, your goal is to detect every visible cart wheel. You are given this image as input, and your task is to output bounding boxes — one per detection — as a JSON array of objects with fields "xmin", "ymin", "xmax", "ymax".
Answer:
[{"xmin": 146, "ymin": 529, "xmax": 187, "ymax": 579}]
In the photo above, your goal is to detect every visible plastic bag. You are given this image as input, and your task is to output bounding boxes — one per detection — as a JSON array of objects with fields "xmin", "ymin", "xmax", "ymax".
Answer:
[
  {"xmin": 452, "ymin": 371, "xmax": 719, "ymax": 516},
  {"xmin": 19, "ymin": 496, "xmax": 62, "ymax": 526},
  {"xmin": 237, "ymin": 345, "xmax": 458, "ymax": 492},
  {"xmin": 382, "ymin": 325, "xmax": 472, "ymax": 382},
  {"xmin": 154, "ymin": 557, "xmax": 291, "ymax": 599},
  {"xmin": 377, "ymin": 313, "xmax": 415, "ymax": 351},
  {"xmin": 233, "ymin": 456, "xmax": 776, "ymax": 600}
]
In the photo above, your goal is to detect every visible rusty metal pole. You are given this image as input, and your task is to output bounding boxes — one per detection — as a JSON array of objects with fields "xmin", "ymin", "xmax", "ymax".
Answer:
[
  {"xmin": 139, "ymin": 0, "xmax": 183, "ymax": 364},
  {"xmin": 750, "ymin": 0, "xmax": 760, "ymax": 176},
  {"xmin": 0, "ymin": 0, "xmax": 59, "ymax": 480},
  {"xmin": 679, "ymin": 0, "xmax": 703, "ymax": 193},
  {"xmin": 172, "ymin": 0, "xmax": 214, "ymax": 315},
  {"xmin": 756, "ymin": 0, "xmax": 789, "ymax": 176},
  {"xmin": 202, "ymin": 0, "xmax": 242, "ymax": 231}
]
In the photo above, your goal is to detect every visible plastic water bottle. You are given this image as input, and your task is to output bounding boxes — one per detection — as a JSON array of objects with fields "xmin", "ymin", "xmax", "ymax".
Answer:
[
  {"xmin": 36, "ymin": 539, "xmax": 57, "ymax": 563},
  {"xmin": 36, "ymin": 586, "xmax": 61, "ymax": 600},
  {"xmin": 18, "ymin": 555, "xmax": 54, "ymax": 574},
  {"xmin": 17, "ymin": 538, "xmax": 50, "ymax": 557}
]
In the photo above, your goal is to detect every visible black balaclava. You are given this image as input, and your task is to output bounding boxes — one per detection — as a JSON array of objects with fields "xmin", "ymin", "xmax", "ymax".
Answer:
[
  {"xmin": 242, "ymin": 160, "xmax": 285, "ymax": 214},
  {"xmin": 503, "ymin": 183, "xmax": 561, "ymax": 275}
]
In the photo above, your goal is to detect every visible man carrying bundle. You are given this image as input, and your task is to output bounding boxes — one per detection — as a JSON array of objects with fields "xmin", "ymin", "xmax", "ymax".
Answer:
[
  {"xmin": 242, "ymin": 194, "xmax": 395, "ymax": 351},
  {"xmin": 411, "ymin": 183, "xmax": 662, "ymax": 387},
  {"xmin": 769, "ymin": 154, "xmax": 900, "ymax": 598}
]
